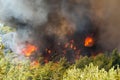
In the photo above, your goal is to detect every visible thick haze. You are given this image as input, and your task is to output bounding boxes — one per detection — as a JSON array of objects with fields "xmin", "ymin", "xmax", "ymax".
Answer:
[
  {"xmin": 0, "ymin": 0, "xmax": 120, "ymax": 55},
  {"xmin": 91, "ymin": 0, "xmax": 120, "ymax": 51}
]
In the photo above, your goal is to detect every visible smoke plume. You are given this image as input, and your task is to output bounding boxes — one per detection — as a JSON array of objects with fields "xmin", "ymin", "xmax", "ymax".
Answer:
[
  {"xmin": 90, "ymin": 0, "xmax": 120, "ymax": 51},
  {"xmin": 0, "ymin": 0, "xmax": 120, "ymax": 61}
]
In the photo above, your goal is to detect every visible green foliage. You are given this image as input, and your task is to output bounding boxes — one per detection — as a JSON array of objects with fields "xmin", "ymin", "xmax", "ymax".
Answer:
[
  {"xmin": 0, "ymin": 49, "xmax": 68, "ymax": 80},
  {"xmin": 0, "ymin": 49, "xmax": 120, "ymax": 80},
  {"xmin": 75, "ymin": 56, "xmax": 93, "ymax": 69},
  {"xmin": 75, "ymin": 50, "xmax": 120, "ymax": 71},
  {"xmin": 0, "ymin": 25, "xmax": 120, "ymax": 80},
  {"xmin": 111, "ymin": 49, "xmax": 120, "ymax": 68},
  {"xmin": 0, "ymin": 25, "xmax": 15, "ymax": 35},
  {"xmin": 63, "ymin": 63, "xmax": 120, "ymax": 80}
]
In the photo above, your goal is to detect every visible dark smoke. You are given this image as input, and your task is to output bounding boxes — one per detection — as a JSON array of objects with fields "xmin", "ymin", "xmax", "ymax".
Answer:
[
  {"xmin": 0, "ymin": 0, "xmax": 120, "ymax": 62},
  {"xmin": 90, "ymin": 0, "xmax": 120, "ymax": 51}
]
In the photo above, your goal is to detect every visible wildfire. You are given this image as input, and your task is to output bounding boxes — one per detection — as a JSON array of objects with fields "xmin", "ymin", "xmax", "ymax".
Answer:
[
  {"xmin": 46, "ymin": 48, "xmax": 52, "ymax": 54},
  {"xmin": 30, "ymin": 60, "xmax": 39, "ymax": 69},
  {"xmin": 22, "ymin": 44, "xmax": 37, "ymax": 57},
  {"xmin": 84, "ymin": 36, "xmax": 94, "ymax": 47}
]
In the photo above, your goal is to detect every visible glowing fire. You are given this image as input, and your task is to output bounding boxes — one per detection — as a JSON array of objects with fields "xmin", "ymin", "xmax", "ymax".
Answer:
[
  {"xmin": 46, "ymin": 48, "xmax": 52, "ymax": 54},
  {"xmin": 22, "ymin": 44, "xmax": 37, "ymax": 57},
  {"xmin": 84, "ymin": 36, "xmax": 94, "ymax": 47},
  {"xmin": 30, "ymin": 60, "xmax": 39, "ymax": 69}
]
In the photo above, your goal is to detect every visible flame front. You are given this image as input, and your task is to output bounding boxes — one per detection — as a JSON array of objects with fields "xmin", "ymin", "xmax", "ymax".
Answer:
[
  {"xmin": 84, "ymin": 36, "xmax": 94, "ymax": 47},
  {"xmin": 22, "ymin": 44, "xmax": 37, "ymax": 57}
]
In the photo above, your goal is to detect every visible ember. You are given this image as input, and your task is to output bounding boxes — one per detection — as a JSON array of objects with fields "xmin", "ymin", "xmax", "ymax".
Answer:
[
  {"xmin": 30, "ymin": 60, "xmax": 39, "ymax": 69},
  {"xmin": 84, "ymin": 36, "xmax": 94, "ymax": 47},
  {"xmin": 22, "ymin": 44, "xmax": 37, "ymax": 57},
  {"xmin": 46, "ymin": 48, "xmax": 52, "ymax": 54}
]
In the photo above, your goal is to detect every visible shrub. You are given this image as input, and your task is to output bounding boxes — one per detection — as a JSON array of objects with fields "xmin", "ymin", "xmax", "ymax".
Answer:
[{"xmin": 63, "ymin": 63, "xmax": 120, "ymax": 80}]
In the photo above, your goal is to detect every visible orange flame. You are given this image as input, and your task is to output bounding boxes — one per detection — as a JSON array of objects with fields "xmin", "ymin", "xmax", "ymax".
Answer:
[
  {"xmin": 46, "ymin": 48, "xmax": 52, "ymax": 54},
  {"xmin": 84, "ymin": 36, "xmax": 94, "ymax": 47},
  {"xmin": 48, "ymin": 50, "xmax": 52, "ymax": 54},
  {"xmin": 22, "ymin": 44, "xmax": 37, "ymax": 57},
  {"xmin": 30, "ymin": 60, "xmax": 39, "ymax": 69}
]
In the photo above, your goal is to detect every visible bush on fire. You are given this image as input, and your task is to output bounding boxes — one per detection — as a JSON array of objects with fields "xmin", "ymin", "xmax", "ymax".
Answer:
[
  {"xmin": 0, "ymin": 24, "xmax": 120, "ymax": 80},
  {"xmin": 0, "ymin": 43, "xmax": 120, "ymax": 80}
]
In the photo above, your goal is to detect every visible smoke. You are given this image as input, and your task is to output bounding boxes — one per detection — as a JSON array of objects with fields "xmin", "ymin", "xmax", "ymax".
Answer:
[
  {"xmin": 0, "ymin": 0, "xmax": 49, "ymax": 26},
  {"xmin": 0, "ymin": 0, "xmax": 120, "ymax": 61},
  {"xmin": 90, "ymin": 0, "xmax": 120, "ymax": 51}
]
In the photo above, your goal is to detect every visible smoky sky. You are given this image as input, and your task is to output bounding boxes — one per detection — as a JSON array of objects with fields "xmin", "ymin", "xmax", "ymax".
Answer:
[{"xmin": 0, "ymin": 0, "xmax": 120, "ymax": 52}]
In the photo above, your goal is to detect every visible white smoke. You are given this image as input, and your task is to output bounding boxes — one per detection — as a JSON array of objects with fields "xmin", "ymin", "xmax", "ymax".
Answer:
[{"xmin": 0, "ymin": 0, "xmax": 49, "ymax": 27}]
